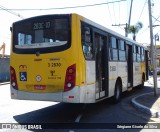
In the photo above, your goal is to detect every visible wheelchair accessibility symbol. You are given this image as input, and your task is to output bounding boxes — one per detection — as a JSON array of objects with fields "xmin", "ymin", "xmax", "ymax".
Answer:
[{"xmin": 20, "ymin": 72, "xmax": 27, "ymax": 81}]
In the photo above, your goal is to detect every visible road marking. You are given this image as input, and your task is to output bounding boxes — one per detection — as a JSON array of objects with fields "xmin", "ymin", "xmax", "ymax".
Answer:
[
  {"xmin": 74, "ymin": 104, "xmax": 87, "ymax": 123},
  {"xmin": 75, "ymin": 114, "xmax": 82, "ymax": 123}
]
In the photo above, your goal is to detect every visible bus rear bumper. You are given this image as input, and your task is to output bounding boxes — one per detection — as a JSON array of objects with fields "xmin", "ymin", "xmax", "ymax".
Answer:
[
  {"xmin": 10, "ymin": 85, "xmax": 96, "ymax": 103},
  {"xmin": 63, "ymin": 84, "xmax": 96, "ymax": 103},
  {"xmin": 10, "ymin": 86, "xmax": 63, "ymax": 102}
]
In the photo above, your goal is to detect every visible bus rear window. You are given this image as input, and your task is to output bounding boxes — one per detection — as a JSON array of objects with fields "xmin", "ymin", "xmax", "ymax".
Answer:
[{"xmin": 12, "ymin": 15, "xmax": 71, "ymax": 54}]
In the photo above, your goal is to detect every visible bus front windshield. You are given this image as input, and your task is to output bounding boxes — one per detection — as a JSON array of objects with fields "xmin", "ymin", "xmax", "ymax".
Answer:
[{"xmin": 12, "ymin": 15, "xmax": 71, "ymax": 54}]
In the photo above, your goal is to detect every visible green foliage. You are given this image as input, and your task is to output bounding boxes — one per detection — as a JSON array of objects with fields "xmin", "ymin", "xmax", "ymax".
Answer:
[{"xmin": 128, "ymin": 22, "xmax": 143, "ymax": 40}]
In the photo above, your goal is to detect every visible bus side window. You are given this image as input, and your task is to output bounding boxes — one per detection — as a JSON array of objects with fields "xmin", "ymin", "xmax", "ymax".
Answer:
[
  {"xmin": 110, "ymin": 36, "xmax": 118, "ymax": 61},
  {"xmin": 137, "ymin": 46, "xmax": 141, "ymax": 62},
  {"xmin": 118, "ymin": 40, "xmax": 126, "ymax": 61},
  {"xmin": 81, "ymin": 25, "xmax": 93, "ymax": 60},
  {"xmin": 133, "ymin": 45, "xmax": 137, "ymax": 62},
  {"xmin": 141, "ymin": 48, "xmax": 145, "ymax": 62}
]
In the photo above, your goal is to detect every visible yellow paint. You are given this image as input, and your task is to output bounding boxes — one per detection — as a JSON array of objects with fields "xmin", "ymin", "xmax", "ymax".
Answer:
[
  {"xmin": 10, "ymin": 14, "xmax": 86, "ymax": 93},
  {"xmin": 109, "ymin": 75, "xmax": 127, "ymax": 81},
  {"xmin": 140, "ymin": 62, "xmax": 146, "ymax": 74},
  {"xmin": 86, "ymin": 82, "xmax": 95, "ymax": 85}
]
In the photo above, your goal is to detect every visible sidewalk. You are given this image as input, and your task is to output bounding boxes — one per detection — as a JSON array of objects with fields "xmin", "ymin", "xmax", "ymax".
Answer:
[
  {"xmin": 131, "ymin": 76, "xmax": 160, "ymax": 119},
  {"xmin": 0, "ymin": 81, "xmax": 10, "ymax": 85}
]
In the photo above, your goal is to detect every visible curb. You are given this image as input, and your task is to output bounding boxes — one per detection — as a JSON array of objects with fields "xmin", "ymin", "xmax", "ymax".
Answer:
[
  {"xmin": 0, "ymin": 82, "xmax": 10, "ymax": 85},
  {"xmin": 147, "ymin": 76, "xmax": 160, "ymax": 86},
  {"xmin": 131, "ymin": 92, "xmax": 160, "ymax": 118}
]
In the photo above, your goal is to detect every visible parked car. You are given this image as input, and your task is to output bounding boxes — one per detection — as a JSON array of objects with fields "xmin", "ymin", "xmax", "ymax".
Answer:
[{"xmin": 150, "ymin": 67, "xmax": 160, "ymax": 75}]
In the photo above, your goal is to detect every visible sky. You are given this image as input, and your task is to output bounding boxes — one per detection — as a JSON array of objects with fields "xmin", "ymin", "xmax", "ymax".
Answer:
[{"xmin": 0, "ymin": 0, "xmax": 160, "ymax": 55}]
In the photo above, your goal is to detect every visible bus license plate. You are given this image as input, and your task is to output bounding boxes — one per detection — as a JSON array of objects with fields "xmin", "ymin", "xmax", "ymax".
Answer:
[{"xmin": 34, "ymin": 85, "xmax": 46, "ymax": 90}]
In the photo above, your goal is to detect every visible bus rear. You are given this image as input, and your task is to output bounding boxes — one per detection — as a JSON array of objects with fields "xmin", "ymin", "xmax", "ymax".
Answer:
[{"xmin": 10, "ymin": 14, "xmax": 84, "ymax": 103}]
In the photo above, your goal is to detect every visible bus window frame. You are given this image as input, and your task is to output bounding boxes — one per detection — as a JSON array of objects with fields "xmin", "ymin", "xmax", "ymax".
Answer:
[
  {"xmin": 81, "ymin": 22, "xmax": 94, "ymax": 60},
  {"xmin": 133, "ymin": 45, "xmax": 137, "ymax": 62},
  {"xmin": 141, "ymin": 47, "xmax": 145, "ymax": 62},
  {"xmin": 118, "ymin": 39, "xmax": 126, "ymax": 62},
  {"xmin": 109, "ymin": 36, "xmax": 119, "ymax": 61}
]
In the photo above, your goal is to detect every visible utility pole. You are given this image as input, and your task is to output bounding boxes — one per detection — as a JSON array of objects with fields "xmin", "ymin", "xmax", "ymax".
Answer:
[
  {"xmin": 148, "ymin": 0, "xmax": 158, "ymax": 96},
  {"xmin": 112, "ymin": 0, "xmax": 133, "ymax": 37},
  {"xmin": 127, "ymin": 0, "xmax": 133, "ymax": 37},
  {"xmin": 112, "ymin": 23, "xmax": 128, "ymax": 37}
]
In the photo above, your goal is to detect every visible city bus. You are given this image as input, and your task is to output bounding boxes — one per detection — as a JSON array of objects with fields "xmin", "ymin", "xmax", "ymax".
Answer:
[{"xmin": 10, "ymin": 13, "xmax": 148, "ymax": 103}]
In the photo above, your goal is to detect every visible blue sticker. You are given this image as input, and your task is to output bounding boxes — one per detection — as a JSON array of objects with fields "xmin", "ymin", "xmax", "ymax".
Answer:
[{"xmin": 20, "ymin": 72, "xmax": 27, "ymax": 81}]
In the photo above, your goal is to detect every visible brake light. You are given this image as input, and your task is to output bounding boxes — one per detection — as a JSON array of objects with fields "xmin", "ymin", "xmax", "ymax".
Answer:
[
  {"xmin": 64, "ymin": 64, "xmax": 76, "ymax": 92},
  {"xmin": 10, "ymin": 66, "xmax": 18, "ymax": 90}
]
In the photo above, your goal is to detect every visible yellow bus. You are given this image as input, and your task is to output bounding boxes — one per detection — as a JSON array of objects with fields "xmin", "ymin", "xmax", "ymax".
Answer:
[{"xmin": 10, "ymin": 13, "xmax": 148, "ymax": 103}]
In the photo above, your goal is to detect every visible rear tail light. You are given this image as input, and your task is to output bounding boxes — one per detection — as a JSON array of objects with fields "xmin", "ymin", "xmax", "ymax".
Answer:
[
  {"xmin": 10, "ymin": 66, "xmax": 18, "ymax": 90},
  {"xmin": 64, "ymin": 64, "xmax": 76, "ymax": 92}
]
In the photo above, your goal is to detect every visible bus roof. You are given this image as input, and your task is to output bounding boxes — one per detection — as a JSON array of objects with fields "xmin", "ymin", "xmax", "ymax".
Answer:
[{"xmin": 75, "ymin": 13, "xmax": 147, "ymax": 49}]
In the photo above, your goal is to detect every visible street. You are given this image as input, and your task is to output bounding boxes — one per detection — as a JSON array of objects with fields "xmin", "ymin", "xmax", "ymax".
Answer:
[{"xmin": 0, "ymin": 81, "xmax": 159, "ymax": 131}]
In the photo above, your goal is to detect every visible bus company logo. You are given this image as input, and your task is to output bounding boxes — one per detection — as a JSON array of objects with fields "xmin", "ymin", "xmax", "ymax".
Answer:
[
  {"xmin": 50, "ymin": 70, "xmax": 55, "ymax": 76},
  {"xmin": 19, "ymin": 65, "xmax": 27, "ymax": 71},
  {"xmin": 36, "ymin": 75, "xmax": 42, "ymax": 82}
]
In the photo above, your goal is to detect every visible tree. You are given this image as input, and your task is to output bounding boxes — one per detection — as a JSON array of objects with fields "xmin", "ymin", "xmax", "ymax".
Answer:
[{"xmin": 128, "ymin": 22, "xmax": 143, "ymax": 41}]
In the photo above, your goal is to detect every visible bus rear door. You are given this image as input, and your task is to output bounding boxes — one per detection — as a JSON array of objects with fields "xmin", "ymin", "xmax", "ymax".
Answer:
[
  {"xmin": 126, "ymin": 44, "xmax": 133, "ymax": 88},
  {"xmin": 94, "ymin": 32, "xmax": 108, "ymax": 100}
]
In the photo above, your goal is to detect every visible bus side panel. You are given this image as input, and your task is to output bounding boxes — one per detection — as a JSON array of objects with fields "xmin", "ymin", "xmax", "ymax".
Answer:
[
  {"xmin": 108, "ymin": 62, "xmax": 118, "ymax": 97},
  {"xmin": 118, "ymin": 62, "xmax": 128, "ymax": 92},
  {"xmin": 62, "ymin": 86, "xmax": 80, "ymax": 103},
  {"xmin": 79, "ymin": 61, "xmax": 96, "ymax": 103},
  {"xmin": 145, "ymin": 51, "xmax": 149, "ymax": 80},
  {"xmin": 85, "ymin": 61, "xmax": 96, "ymax": 103},
  {"xmin": 140, "ymin": 62, "xmax": 146, "ymax": 77},
  {"xmin": 133, "ymin": 62, "xmax": 141, "ymax": 86}
]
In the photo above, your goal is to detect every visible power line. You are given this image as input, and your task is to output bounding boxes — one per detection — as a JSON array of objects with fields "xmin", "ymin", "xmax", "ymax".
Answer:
[
  {"xmin": 0, "ymin": 5, "xmax": 24, "ymax": 19},
  {"xmin": 139, "ymin": 14, "xmax": 160, "ymax": 35},
  {"xmin": 135, "ymin": 0, "xmax": 148, "ymax": 37},
  {"xmin": 107, "ymin": 0, "xmax": 113, "ymax": 24},
  {"xmin": 112, "ymin": 0, "xmax": 117, "ymax": 24},
  {"xmin": 0, "ymin": 0, "xmax": 126, "ymax": 11},
  {"xmin": 152, "ymin": 15, "xmax": 160, "ymax": 23},
  {"xmin": 137, "ymin": 0, "xmax": 147, "ymax": 21},
  {"xmin": 139, "ymin": 0, "xmax": 160, "ymax": 36}
]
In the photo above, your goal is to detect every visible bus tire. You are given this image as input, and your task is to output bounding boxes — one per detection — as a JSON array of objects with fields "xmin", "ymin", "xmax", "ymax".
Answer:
[{"xmin": 113, "ymin": 80, "xmax": 122, "ymax": 103}]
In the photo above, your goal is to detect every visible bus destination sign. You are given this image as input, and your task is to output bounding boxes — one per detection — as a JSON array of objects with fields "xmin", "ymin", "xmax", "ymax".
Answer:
[{"xmin": 33, "ymin": 21, "xmax": 51, "ymax": 30}]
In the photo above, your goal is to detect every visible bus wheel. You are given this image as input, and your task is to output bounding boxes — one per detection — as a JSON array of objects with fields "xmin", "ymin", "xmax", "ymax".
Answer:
[{"xmin": 113, "ymin": 80, "xmax": 122, "ymax": 103}]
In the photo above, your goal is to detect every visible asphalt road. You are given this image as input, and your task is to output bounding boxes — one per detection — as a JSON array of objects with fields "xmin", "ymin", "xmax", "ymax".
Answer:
[{"xmin": 0, "ymin": 82, "xmax": 159, "ymax": 132}]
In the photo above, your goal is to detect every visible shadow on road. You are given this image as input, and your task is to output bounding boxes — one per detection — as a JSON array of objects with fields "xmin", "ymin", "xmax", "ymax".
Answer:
[
  {"xmin": 13, "ymin": 103, "xmax": 84, "ymax": 123},
  {"xmin": 13, "ymin": 86, "xmax": 156, "ymax": 131}
]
